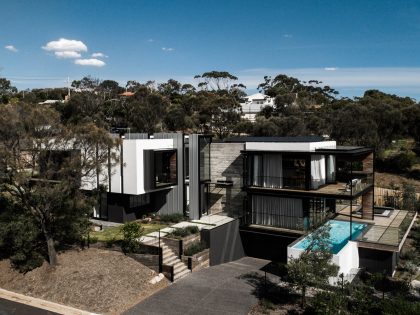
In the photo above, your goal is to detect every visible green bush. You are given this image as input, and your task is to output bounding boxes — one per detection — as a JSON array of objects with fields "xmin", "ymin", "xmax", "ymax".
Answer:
[
  {"xmin": 120, "ymin": 221, "xmax": 143, "ymax": 254},
  {"xmin": 0, "ymin": 201, "xmax": 45, "ymax": 272},
  {"xmin": 89, "ymin": 236, "xmax": 98, "ymax": 244},
  {"xmin": 379, "ymin": 297, "xmax": 420, "ymax": 315},
  {"xmin": 378, "ymin": 151, "xmax": 417, "ymax": 173},
  {"xmin": 307, "ymin": 291, "xmax": 348, "ymax": 315},
  {"xmin": 10, "ymin": 251, "xmax": 45, "ymax": 273},
  {"xmin": 167, "ymin": 226, "xmax": 199, "ymax": 239},
  {"xmin": 184, "ymin": 241, "xmax": 207, "ymax": 256},
  {"xmin": 158, "ymin": 213, "xmax": 185, "ymax": 223},
  {"xmin": 105, "ymin": 237, "xmax": 115, "ymax": 248}
]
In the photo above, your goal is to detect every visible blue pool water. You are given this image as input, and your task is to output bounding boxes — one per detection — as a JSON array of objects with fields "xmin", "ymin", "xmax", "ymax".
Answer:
[{"xmin": 293, "ymin": 220, "xmax": 367, "ymax": 254}]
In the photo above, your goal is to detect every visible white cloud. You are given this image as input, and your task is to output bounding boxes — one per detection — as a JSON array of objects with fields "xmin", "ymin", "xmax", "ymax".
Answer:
[
  {"xmin": 162, "ymin": 47, "xmax": 174, "ymax": 52},
  {"xmin": 5, "ymin": 45, "xmax": 18, "ymax": 52},
  {"xmin": 42, "ymin": 38, "xmax": 87, "ymax": 52},
  {"xmin": 74, "ymin": 58, "xmax": 106, "ymax": 67},
  {"xmin": 54, "ymin": 51, "xmax": 81, "ymax": 59},
  {"xmin": 91, "ymin": 52, "xmax": 108, "ymax": 58},
  {"xmin": 282, "ymin": 34, "xmax": 293, "ymax": 38},
  {"xmin": 324, "ymin": 67, "xmax": 337, "ymax": 71},
  {"xmin": 147, "ymin": 39, "xmax": 155, "ymax": 42}
]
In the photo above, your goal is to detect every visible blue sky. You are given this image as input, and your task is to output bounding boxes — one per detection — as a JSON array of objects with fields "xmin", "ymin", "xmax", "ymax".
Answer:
[{"xmin": 1, "ymin": 0, "xmax": 420, "ymax": 99}]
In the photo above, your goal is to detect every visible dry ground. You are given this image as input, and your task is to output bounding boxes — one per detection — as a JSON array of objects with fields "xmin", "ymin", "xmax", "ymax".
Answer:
[
  {"xmin": 0, "ymin": 248, "xmax": 168, "ymax": 314},
  {"xmin": 375, "ymin": 172, "xmax": 420, "ymax": 193}
]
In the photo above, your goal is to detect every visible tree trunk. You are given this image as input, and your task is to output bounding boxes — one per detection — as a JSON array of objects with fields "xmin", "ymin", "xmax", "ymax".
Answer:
[
  {"xmin": 301, "ymin": 286, "xmax": 306, "ymax": 306},
  {"xmin": 41, "ymin": 223, "xmax": 58, "ymax": 266}
]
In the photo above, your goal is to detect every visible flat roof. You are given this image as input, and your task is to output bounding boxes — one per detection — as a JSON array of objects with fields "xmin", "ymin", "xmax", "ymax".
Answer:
[
  {"xmin": 315, "ymin": 146, "xmax": 373, "ymax": 155},
  {"xmin": 224, "ymin": 136, "xmax": 325, "ymax": 143}
]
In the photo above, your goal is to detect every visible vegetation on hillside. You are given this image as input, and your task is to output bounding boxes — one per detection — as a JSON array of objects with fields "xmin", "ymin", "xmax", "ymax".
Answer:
[{"xmin": 0, "ymin": 71, "xmax": 419, "ymax": 271}]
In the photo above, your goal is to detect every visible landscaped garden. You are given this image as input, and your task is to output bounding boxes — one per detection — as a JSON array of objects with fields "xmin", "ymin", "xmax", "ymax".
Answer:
[{"xmin": 89, "ymin": 222, "xmax": 167, "ymax": 242}]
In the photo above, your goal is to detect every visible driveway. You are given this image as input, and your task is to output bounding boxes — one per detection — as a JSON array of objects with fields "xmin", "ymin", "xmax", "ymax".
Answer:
[
  {"xmin": 0, "ymin": 298, "xmax": 58, "ymax": 315},
  {"xmin": 125, "ymin": 257, "xmax": 270, "ymax": 315}
]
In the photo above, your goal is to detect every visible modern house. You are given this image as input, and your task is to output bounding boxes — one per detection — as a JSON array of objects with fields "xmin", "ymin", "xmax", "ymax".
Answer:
[
  {"xmin": 85, "ymin": 133, "xmax": 212, "ymax": 223},
  {"xmin": 239, "ymin": 93, "xmax": 275, "ymax": 122},
  {"xmin": 85, "ymin": 133, "xmax": 416, "ymax": 276}
]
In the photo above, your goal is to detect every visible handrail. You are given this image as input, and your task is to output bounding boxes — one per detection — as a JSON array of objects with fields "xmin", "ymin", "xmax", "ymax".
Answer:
[{"xmin": 247, "ymin": 176, "xmax": 306, "ymax": 189}]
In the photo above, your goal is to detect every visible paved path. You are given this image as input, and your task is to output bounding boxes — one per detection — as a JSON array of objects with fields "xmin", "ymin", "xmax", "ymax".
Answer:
[
  {"xmin": 125, "ymin": 257, "xmax": 269, "ymax": 315},
  {"xmin": 0, "ymin": 288, "xmax": 97, "ymax": 315},
  {"xmin": 0, "ymin": 298, "xmax": 58, "ymax": 315}
]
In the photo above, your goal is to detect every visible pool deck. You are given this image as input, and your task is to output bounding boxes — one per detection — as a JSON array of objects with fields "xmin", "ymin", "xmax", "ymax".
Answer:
[{"xmin": 335, "ymin": 209, "xmax": 417, "ymax": 251}]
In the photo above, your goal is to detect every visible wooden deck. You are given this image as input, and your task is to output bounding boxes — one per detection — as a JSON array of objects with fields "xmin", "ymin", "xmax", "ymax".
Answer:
[{"xmin": 249, "ymin": 181, "xmax": 371, "ymax": 197}]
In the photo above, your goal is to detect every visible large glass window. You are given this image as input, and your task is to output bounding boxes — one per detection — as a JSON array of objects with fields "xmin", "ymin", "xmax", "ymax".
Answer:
[
  {"xmin": 247, "ymin": 154, "xmax": 305, "ymax": 189},
  {"xmin": 154, "ymin": 150, "xmax": 177, "ymax": 187},
  {"xmin": 282, "ymin": 156, "xmax": 306, "ymax": 189}
]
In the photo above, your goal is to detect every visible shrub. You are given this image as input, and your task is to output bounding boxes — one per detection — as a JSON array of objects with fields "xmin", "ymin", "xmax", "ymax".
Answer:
[
  {"xmin": 307, "ymin": 291, "xmax": 348, "ymax": 315},
  {"xmin": 184, "ymin": 241, "xmax": 207, "ymax": 256},
  {"xmin": 120, "ymin": 221, "xmax": 143, "ymax": 254},
  {"xmin": 167, "ymin": 226, "xmax": 199, "ymax": 239},
  {"xmin": 259, "ymin": 298, "xmax": 275, "ymax": 314},
  {"xmin": 89, "ymin": 236, "xmax": 98, "ymax": 244},
  {"xmin": 378, "ymin": 151, "xmax": 417, "ymax": 173},
  {"xmin": 0, "ymin": 204, "xmax": 45, "ymax": 272},
  {"xmin": 158, "ymin": 213, "xmax": 185, "ymax": 223},
  {"xmin": 379, "ymin": 296, "xmax": 420, "ymax": 314},
  {"xmin": 400, "ymin": 249, "xmax": 417, "ymax": 261},
  {"xmin": 10, "ymin": 251, "xmax": 45, "ymax": 273},
  {"xmin": 105, "ymin": 237, "xmax": 115, "ymax": 248}
]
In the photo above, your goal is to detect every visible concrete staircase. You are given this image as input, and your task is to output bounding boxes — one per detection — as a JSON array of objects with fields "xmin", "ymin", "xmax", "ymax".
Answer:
[
  {"xmin": 141, "ymin": 237, "xmax": 190, "ymax": 281},
  {"xmin": 161, "ymin": 244, "xmax": 191, "ymax": 281}
]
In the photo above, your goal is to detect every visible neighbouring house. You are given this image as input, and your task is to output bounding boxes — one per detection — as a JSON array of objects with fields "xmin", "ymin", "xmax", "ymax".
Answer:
[
  {"xmin": 239, "ymin": 93, "xmax": 274, "ymax": 122},
  {"xmin": 82, "ymin": 134, "xmax": 416, "ymax": 277}
]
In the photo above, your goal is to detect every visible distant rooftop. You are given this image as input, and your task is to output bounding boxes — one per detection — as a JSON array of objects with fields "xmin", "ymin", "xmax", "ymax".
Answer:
[
  {"xmin": 224, "ymin": 136, "xmax": 325, "ymax": 143},
  {"xmin": 119, "ymin": 91, "xmax": 135, "ymax": 97}
]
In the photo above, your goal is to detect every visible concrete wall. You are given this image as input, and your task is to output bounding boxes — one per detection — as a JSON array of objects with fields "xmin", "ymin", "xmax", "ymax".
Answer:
[
  {"xmin": 358, "ymin": 247, "xmax": 398, "ymax": 275},
  {"xmin": 106, "ymin": 192, "xmax": 151, "ymax": 223},
  {"xmin": 208, "ymin": 142, "xmax": 245, "ymax": 218},
  {"xmin": 123, "ymin": 138, "xmax": 174, "ymax": 195},
  {"xmin": 201, "ymin": 219, "xmax": 245, "ymax": 266},
  {"xmin": 240, "ymin": 227, "xmax": 299, "ymax": 262}
]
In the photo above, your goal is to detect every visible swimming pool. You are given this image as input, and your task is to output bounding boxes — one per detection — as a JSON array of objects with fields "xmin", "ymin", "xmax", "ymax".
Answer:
[{"xmin": 293, "ymin": 220, "xmax": 367, "ymax": 254}]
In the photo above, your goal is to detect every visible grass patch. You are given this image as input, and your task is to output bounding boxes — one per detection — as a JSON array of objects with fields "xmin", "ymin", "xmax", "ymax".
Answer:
[
  {"xmin": 90, "ymin": 223, "xmax": 168, "ymax": 243},
  {"xmin": 157, "ymin": 213, "xmax": 185, "ymax": 224},
  {"xmin": 166, "ymin": 226, "xmax": 199, "ymax": 239}
]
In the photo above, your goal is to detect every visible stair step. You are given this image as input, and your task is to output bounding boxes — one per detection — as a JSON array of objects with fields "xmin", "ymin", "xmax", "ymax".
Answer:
[
  {"xmin": 174, "ymin": 269, "xmax": 190, "ymax": 281},
  {"xmin": 162, "ymin": 249, "xmax": 172, "ymax": 256},
  {"xmin": 174, "ymin": 263, "xmax": 188, "ymax": 273},
  {"xmin": 163, "ymin": 257, "xmax": 179, "ymax": 265}
]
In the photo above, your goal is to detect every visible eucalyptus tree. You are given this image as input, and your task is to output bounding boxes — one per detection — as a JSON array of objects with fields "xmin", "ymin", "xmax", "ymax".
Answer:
[{"xmin": 0, "ymin": 103, "xmax": 117, "ymax": 266}]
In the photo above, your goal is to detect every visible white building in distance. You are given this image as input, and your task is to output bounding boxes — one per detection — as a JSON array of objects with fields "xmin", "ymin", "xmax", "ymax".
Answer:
[{"xmin": 239, "ymin": 93, "xmax": 274, "ymax": 122}]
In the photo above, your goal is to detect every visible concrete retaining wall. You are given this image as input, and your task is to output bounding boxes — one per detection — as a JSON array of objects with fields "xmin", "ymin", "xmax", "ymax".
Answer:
[{"xmin": 201, "ymin": 219, "xmax": 245, "ymax": 266}]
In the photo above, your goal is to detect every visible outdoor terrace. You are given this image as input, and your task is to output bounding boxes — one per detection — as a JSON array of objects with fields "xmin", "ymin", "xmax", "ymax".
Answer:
[
  {"xmin": 247, "ymin": 176, "xmax": 373, "ymax": 198},
  {"xmin": 335, "ymin": 209, "xmax": 417, "ymax": 250}
]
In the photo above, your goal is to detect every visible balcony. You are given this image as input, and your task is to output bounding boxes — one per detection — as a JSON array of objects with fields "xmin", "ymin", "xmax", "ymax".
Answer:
[
  {"xmin": 246, "ymin": 174, "xmax": 373, "ymax": 198},
  {"xmin": 248, "ymin": 176, "xmax": 305, "ymax": 190}
]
